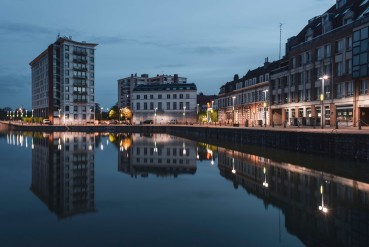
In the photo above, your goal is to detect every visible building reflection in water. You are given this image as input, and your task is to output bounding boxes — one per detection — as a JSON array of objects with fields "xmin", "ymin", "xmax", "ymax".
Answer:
[
  {"xmin": 29, "ymin": 132, "xmax": 96, "ymax": 218},
  {"xmin": 116, "ymin": 133, "xmax": 197, "ymax": 178},
  {"xmin": 218, "ymin": 147, "xmax": 369, "ymax": 247}
]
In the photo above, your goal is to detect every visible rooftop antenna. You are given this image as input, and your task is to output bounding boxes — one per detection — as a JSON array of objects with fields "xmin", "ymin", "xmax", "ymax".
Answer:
[{"xmin": 279, "ymin": 23, "xmax": 284, "ymax": 59}]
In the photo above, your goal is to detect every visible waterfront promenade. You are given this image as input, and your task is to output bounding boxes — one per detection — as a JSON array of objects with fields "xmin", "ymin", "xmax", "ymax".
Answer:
[{"xmin": 2, "ymin": 120, "xmax": 368, "ymax": 161}]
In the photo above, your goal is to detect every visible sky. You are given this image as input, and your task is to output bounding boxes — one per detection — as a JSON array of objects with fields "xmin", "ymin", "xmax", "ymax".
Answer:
[{"xmin": 0, "ymin": 0, "xmax": 334, "ymax": 110}]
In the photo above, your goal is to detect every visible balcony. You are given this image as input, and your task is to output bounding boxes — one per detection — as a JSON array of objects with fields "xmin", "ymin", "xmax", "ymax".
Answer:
[
  {"xmin": 73, "ymin": 99, "xmax": 87, "ymax": 103},
  {"xmin": 73, "ymin": 50, "xmax": 87, "ymax": 56},
  {"xmin": 73, "ymin": 75, "xmax": 88, "ymax": 79},
  {"xmin": 73, "ymin": 59, "xmax": 88, "ymax": 64},
  {"xmin": 72, "ymin": 67, "xmax": 87, "ymax": 71},
  {"xmin": 73, "ymin": 82, "xmax": 87, "ymax": 87}
]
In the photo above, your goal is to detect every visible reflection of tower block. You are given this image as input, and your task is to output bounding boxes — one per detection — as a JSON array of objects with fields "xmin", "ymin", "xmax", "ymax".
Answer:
[{"xmin": 30, "ymin": 133, "xmax": 96, "ymax": 218}]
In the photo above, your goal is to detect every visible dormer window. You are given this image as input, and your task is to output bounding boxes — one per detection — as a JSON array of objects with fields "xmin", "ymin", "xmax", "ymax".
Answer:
[
  {"xmin": 336, "ymin": 0, "xmax": 347, "ymax": 9},
  {"xmin": 305, "ymin": 28, "xmax": 313, "ymax": 41},
  {"xmin": 343, "ymin": 9, "xmax": 354, "ymax": 25}
]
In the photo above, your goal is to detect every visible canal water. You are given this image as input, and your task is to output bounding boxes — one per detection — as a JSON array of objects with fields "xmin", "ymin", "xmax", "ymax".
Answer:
[{"xmin": 0, "ymin": 131, "xmax": 368, "ymax": 247}]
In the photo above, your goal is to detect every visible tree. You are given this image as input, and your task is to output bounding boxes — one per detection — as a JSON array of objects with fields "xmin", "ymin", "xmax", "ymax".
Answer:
[{"xmin": 120, "ymin": 107, "xmax": 132, "ymax": 120}]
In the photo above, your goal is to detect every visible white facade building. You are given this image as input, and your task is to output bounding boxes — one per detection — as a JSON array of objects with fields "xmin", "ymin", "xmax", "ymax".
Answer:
[
  {"xmin": 117, "ymin": 74, "xmax": 187, "ymax": 109},
  {"xmin": 131, "ymin": 83, "xmax": 197, "ymax": 124},
  {"xmin": 30, "ymin": 36, "xmax": 97, "ymax": 124}
]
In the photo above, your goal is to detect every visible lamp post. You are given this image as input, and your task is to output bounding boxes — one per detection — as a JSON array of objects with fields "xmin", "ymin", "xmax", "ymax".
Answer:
[
  {"xmin": 183, "ymin": 106, "xmax": 186, "ymax": 124},
  {"xmin": 319, "ymin": 75, "xmax": 328, "ymax": 129},
  {"xmin": 263, "ymin": 89, "xmax": 269, "ymax": 127},
  {"xmin": 31, "ymin": 109, "xmax": 34, "ymax": 123},
  {"xmin": 232, "ymin": 96, "xmax": 236, "ymax": 125},
  {"xmin": 154, "ymin": 107, "xmax": 157, "ymax": 124}
]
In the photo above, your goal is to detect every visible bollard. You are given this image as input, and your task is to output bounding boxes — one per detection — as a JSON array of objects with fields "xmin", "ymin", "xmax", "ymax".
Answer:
[
  {"xmin": 336, "ymin": 120, "xmax": 339, "ymax": 129},
  {"xmin": 359, "ymin": 119, "xmax": 362, "ymax": 130}
]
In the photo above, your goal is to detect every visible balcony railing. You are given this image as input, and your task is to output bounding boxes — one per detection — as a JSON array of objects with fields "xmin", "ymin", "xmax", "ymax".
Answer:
[
  {"xmin": 73, "ymin": 50, "xmax": 87, "ymax": 56},
  {"xmin": 73, "ymin": 59, "xmax": 88, "ymax": 64}
]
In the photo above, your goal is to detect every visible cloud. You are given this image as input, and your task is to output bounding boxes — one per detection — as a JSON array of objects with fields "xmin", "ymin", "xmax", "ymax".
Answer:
[
  {"xmin": 0, "ymin": 73, "xmax": 30, "ymax": 108},
  {"xmin": 0, "ymin": 22, "xmax": 53, "ymax": 35},
  {"xmin": 187, "ymin": 45, "xmax": 233, "ymax": 55}
]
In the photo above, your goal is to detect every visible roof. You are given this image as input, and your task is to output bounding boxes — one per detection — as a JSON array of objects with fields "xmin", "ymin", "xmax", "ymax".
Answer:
[
  {"xmin": 132, "ymin": 83, "xmax": 197, "ymax": 92},
  {"xmin": 287, "ymin": 0, "xmax": 369, "ymax": 50}
]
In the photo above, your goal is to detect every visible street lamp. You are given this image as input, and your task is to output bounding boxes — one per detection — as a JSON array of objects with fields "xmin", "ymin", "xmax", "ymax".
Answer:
[
  {"xmin": 232, "ymin": 157, "xmax": 236, "ymax": 174},
  {"xmin": 154, "ymin": 107, "xmax": 157, "ymax": 124},
  {"xmin": 263, "ymin": 89, "xmax": 269, "ymax": 127},
  {"xmin": 58, "ymin": 109, "xmax": 61, "ymax": 124},
  {"xmin": 183, "ymin": 106, "xmax": 186, "ymax": 124},
  {"xmin": 232, "ymin": 96, "xmax": 236, "ymax": 125},
  {"xmin": 196, "ymin": 103, "xmax": 199, "ymax": 123},
  {"xmin": 319, "ymin": 75, "xmax": 328, "ymax": 129}
]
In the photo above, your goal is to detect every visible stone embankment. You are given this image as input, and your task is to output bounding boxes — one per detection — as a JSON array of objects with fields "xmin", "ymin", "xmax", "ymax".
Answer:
[{"xmin": 2, "ymin": 122, "xmax": 368, "ymax": 161}]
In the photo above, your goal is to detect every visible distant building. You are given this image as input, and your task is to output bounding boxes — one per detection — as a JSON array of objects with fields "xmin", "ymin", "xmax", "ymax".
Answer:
[
  {"xmin": 117, "ymin": 73, "xmax": 187, "ymax": 109},
  {"xmin": 29, "ymin": 37, "xmax": 97, "ymax": 124},
  {"xmin": 131, "ymin": 82, "xmax": 197, "ymax": 124},
  {"xmin": 218, "ymin": 58, "xmax": 278, "ymax": 126}
]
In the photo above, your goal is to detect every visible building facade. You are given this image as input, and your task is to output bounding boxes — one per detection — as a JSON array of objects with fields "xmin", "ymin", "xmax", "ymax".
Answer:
[
  {"xmin": 131, "ymin": 83, "xmax": 197, "ymax": 124},
  {"xmin": 218, "ymin": 0, "xmax": 369, "ymax": 127},
  {"xmin": 30, "ymin": 37, "xmax": 97, "ymax": 124},
  {"xmin": 218, "ymin": 59, "xmax": 278, "ymax": 126},
  {"xmin": 117, "ymin": 73, "xmax": 187, "ymax": 109}
]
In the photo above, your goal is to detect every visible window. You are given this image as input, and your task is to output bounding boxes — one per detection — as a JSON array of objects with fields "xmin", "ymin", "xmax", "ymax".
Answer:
[
  {"xmin": 65, "ymin": 62, "xmax": 69, "ymax": 68},
  {"xmin": 186, "ymin": 102, "xmax": 190, "ymax": 109},
  {"xmin": 360, "ymin": 80, "xmax": 368, "ymax": 95},
  {"xmin": 336, "ymin": 83, "xmax": 343, "ymax": 98},
  {"xmin": 150, "ymin": 95, "xmax": 153, "ymax": 99},
  {"xmin": 144, "ymin": 95, "xmax": 147, "ymax": 99},
  {"xmin": 179, "ymin": 102, "xmax": 183, "ymax": 109},
  {"xmin": 173, "ymin": 102, "xmax": 177, "ymax": 110},
  {"xmin": 346, "ymin": 59, "xmax": 352, "ymax": 74},
  {"xmin": 144, "ymin": 102, "xmax": 147, "ymax": 110},
  {"xmin": 173, "ymin": 94, "xmax": 177, "ymax": 99},
  {"xmin": 74, "ymin": 106, "xmax": 78, "ymax": 112},
  {"xmin": 66, "ymin": 86, "xmax": 69, "ymax": 92},
  {"xmin": 186, "ymin": 94, "xmax": 190, "ymax": 99},
  {"xmin": 336, "ymin": 39, "xmax": 344, "ymax": 53},
  {"xmin": 136, "ymin": 102, "xmax": 140, "ymax": 110},
  {"xmin": 137, "ymin": 95, "xmax": 140, "ymax": 99},
  {"xmin": 347, "ymin": 36, "xmax": 352, "ymax": 50},
  {"xmin": 325, "ymin": 45, "xmax": 331, "ymax": 58},
  {"xmin": 347, "ymin": 81, "xmax": 353, "ymax": 96},
  {"xmin": 316, "ymin": 47, "xmax": 323, "ymax": 61},
  {"xmin": 65, "ymin": 106, "xmax": 69, "ymax": 112},
  {"xmin": 158, "ymin": 94, "xmax": 162, "ymax": 99},
  {"xmin": 65, "ymin": 78, "xmax": 69, "ymax": 84},
  {"xmin": 150, "ymin": 102, "xmax": 154, "ymax": 110},
  {"xmin": 65, "ymin": 45, "xmax": 69, "ymax": 51},
  {"xmin": 167, "ymin": 94, "xmax": 170, "ymax": 99},
  {"xmin": 336, "ymin": 62, "xmax": 343, "ymax": 76},
  {"xmin": 167, "ymin": 102, "xmax": 170, "ymax": 110},
  {"xmin": 179, "ymin": 94, "xmax": 183, "ymax": 99},
  {"xmin": 158, "ymin": 102, "xmax": 162, "ymax": 110}
]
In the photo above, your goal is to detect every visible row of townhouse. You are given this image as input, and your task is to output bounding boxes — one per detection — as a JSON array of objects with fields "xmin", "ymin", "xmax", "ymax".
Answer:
[{"xmin": 218, "ymin": 0, "xmax": 369, "ymax": 127}]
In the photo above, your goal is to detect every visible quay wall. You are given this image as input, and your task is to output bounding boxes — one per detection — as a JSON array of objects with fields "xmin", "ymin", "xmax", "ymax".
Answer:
[{"xmin": 2, "ymin": 122, "xmax": 369, "ymax": 161}]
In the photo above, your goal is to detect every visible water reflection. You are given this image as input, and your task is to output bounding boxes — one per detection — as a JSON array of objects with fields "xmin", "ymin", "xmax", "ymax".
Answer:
[
  {"xmin": 218, "ymin": 147, "xmax": 369, "ymax": 247},
  {"xmin": 3, "ymin": 131, "xmax": 369, "ymax": 246},
  {"xmin": 28, "ymin": 132, "xmax": 97, "ymax": 218},
  {"xmin": 112, "ymin": 133, "xmax": 198, "ymax": 177}
]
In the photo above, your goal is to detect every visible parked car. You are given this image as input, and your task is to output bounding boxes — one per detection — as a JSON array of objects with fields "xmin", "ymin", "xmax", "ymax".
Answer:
[
  {"xmin": 42, "ymin": 119, "xmax": 51, "ymax": 125},
  {"xmin": 168, "ymin": 119, "xmax": 177, "ymax": 124},
  {"xmin": 142, "ymin": 119, "xmax": 153, "ymax": 124}
]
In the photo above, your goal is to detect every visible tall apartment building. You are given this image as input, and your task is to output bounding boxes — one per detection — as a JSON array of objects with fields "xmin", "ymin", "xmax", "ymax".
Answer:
[
  {"xmin": 117, "ymin": 73, "xmax": 187, "ymax": 109},
  {"xmin": 30, "ymin": 37, "xmax": 97, "ymax": 124}
]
